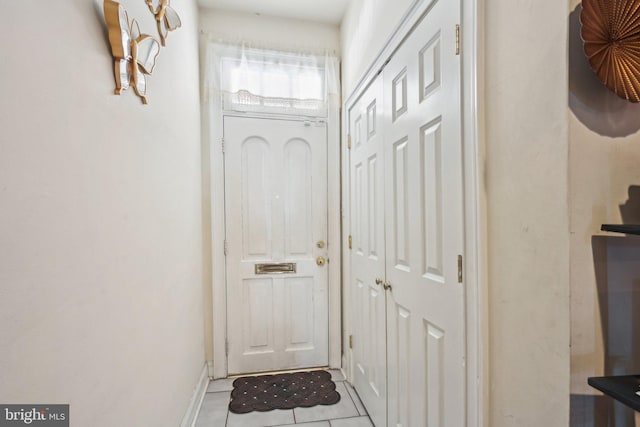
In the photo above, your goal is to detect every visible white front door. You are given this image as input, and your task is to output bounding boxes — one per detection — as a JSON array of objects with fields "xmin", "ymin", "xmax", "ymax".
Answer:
[
  {"xmin": 224, "ymin": 116, "xmax": 329, "ymax": 375},
  {"xmin": 384, "ymin": 0, "xmax": 465, "ymax": 425},
  {"xmin": 349, "ymin": 75, "xmax": 387, "ymax": 427}
]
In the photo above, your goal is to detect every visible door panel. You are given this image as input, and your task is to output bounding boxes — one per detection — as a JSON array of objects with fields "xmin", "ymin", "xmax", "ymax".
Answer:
[
  {"xmin": 350, "ymin": 75, "xmax": 387, "ymax": 427},
  {"xmin": 225, "ymin": 116, "xmax": 328, "ymax": 375},
  {"xmin": 384, "ymin": 0, "xmax": 465, "ymax": 426},
  {"xmin": 242, "ymin": 138, "xmax": 272, "ymax": 259}
]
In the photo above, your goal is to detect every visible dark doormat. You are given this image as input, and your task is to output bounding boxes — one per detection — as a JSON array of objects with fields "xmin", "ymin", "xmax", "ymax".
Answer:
[{"xmin": 229, "ymin": 370, "xmax": 341, "ymax": 414}]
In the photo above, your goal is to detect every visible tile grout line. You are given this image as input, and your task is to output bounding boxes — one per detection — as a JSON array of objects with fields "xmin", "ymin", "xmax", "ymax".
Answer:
[
  {"xmin": 345, "ymin": 383, "xmax": 369, "ymax": 418},
  {"xmin": 341, "ymin": 382, "xmax": 359, "ymax": 415},
  {"xmin": 224, "ymin": 378, "xmax": 232, "ymax": 426}
]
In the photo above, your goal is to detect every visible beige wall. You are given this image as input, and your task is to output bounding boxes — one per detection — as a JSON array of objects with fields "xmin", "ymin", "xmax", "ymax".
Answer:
[
  {"xmin": 484, "ymin": 0, "xmax": 571, "ymax": 425},
  {"xmin": 0, "ymin": 1, "xmax": 205, "ymax": 426},
  {"xmin": 199, "ymin": 8, "xmax": 341, "ymax": 53},
  {"xmin": 341, "ymin": 0, "xmax": 572, "ymax": 425},
  {"xmin": 568, "ymin": 0, "xmax": 640, "ymax": 424},
  {"xmin": 340, "ymin": 0, "xmax": 414, "ymax": 97}
]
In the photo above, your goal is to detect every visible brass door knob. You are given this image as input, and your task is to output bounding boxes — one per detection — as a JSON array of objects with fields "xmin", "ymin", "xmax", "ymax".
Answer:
[
  {"xmin": 383, "ymin": 282, "xmax": 392, "ymax": 291},
  {"xmin": 375, "ymin": 278, "xmax": 383, "ymax": 286},
  {"xmin": 316, "ymin": 256, "xmax": 326, "ymax": 266},
  {"xmin": 317, "ymin": 240, "xmax": 326, "ymax": 249}
]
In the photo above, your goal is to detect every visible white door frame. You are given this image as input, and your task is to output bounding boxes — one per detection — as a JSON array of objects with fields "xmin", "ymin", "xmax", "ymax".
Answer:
[
  {"xmin": 341, "ymin": 0, "xmax": 486, "ymax": 426},
  {"xmin": 205, "ymin": 91, "xmax": 342, "ymax": 378}
]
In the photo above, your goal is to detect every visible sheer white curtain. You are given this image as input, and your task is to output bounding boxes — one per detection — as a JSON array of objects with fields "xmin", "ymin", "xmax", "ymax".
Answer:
[{"xmin": 204, "ymin": 42, "xmax": 340, "ymax": 117}]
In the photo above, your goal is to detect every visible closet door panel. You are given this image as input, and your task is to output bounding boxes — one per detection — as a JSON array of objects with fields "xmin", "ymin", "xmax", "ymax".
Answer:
[
  {"xmin": 384, "ymin": 0, "xmax": 466, "ymax": 425},
  {"xmin": 350, "ymin": 75, "xmax": 387, "ymax": 427}
]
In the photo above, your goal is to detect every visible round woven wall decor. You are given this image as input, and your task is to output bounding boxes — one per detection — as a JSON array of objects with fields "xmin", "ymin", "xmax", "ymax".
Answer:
[{"xmin": 581, "ymin": 0, "xmax": 640, "ymax": 102}]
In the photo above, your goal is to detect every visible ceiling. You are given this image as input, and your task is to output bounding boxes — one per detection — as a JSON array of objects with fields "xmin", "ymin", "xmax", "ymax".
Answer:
[{"xmin": 197, "ymin": 0, "xmax": 350, "ymax": 25}]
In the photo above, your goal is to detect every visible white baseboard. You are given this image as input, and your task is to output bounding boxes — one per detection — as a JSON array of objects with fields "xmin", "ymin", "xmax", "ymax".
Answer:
[{"xmin": 180, "ymin": 364, "xmax": 210, "ymax": 427}]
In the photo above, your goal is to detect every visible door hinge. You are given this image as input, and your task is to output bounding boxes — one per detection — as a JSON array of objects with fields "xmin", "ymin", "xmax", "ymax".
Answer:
[
  {"xmin": 221, "ymin": 138, "xmax": 225, "ymax": 153},
  {"xmin": 455, "ymin": 24, "xmax": 460, "ymax": 55},
  {"xmin": 458, "ymin": 254, "xmax": 463, "ymax": 283},
  {"xmin": 224, "ymin": 240, "xmax": 228, "ymax": 256},
  {"xmin": 347, "ymin": 134, "xmax": 352, "ymax": 149},
  {"xmin": 349, "ymin": 335, "xmax": 353, "ymax": 349},
  {"xmin": 348, "ymin": 235, "xmax": 353, "ymax": 250},
  {"xmin": 225, "ymin": 340, "xmax": 229, "ymax": 355}
]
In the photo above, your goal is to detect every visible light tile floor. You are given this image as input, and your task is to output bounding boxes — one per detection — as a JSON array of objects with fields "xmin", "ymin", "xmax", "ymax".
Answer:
[{"xmin": 195, "ymin": 370, "xmax": 373, "ymax": 427}]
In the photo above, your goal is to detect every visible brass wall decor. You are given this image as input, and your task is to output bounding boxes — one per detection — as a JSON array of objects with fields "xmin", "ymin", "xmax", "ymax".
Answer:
[
  {"xmin": 145, "ymin": 0, "xmax": 182, "ymax": 46},
  {"xmin": 581, "ymin": 0, "xmax": 640, "ymax": 102},
  {"xmin": 104, "ymin": 0, "xmax": 160, "ymax": 104}
]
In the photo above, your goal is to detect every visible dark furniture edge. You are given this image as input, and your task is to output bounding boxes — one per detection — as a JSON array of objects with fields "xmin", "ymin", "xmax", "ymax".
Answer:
[
  {"xmin": 588, "ymin": 375, "xmax": 640, "ymax": 412},
  {"xmin": 601, "ymin": 224, "xmax": 640, "ymax": 235}
]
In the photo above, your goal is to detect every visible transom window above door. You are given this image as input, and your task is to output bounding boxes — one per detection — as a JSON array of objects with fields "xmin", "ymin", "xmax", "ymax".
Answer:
[{"xmin": 207, "ymin": 43, "xmax": 339, "ymax": 117}]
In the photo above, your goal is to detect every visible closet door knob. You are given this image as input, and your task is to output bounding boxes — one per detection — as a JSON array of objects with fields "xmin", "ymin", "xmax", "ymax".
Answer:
[
  {"xmin": 383, "ymin": 282, "xmax": 392, "ymax": 291},
  {"xmin": 375, "ymin": 278, "xmax": 383, "ymax": 286}
]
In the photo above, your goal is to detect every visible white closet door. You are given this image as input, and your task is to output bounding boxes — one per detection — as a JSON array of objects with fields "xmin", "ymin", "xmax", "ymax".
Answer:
[
  {"xmin": 349, "ymin": 76, "xmax": 387, "ymax": 427},
  {"xmin": 224, "ymin": 116, "xmax": 329, "ymax": 375},
  {"xmin": 383, "ymin": 0, "xmax": 465, "ymax": 425}
]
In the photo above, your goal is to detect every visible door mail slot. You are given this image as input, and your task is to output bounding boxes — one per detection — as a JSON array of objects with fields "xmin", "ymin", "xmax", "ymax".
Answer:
[{"xmin": 254, "ymin": 263, "xmax": 297, "ymax": 275}]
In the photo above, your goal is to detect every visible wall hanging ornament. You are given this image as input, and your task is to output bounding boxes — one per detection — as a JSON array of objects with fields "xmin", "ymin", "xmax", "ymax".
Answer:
[
  {"xmin": 145, "ymin": 0, "xmax": 182, "ymax": 46},
  {"xmin": 104, "ymin": 0, "xmax": 160, "ymax": 104},
  {"xmin": 581, "ymin": 0, "xmax": 640, "ymax": 103}
]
